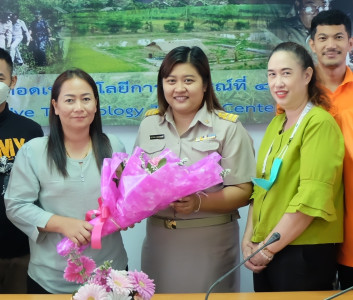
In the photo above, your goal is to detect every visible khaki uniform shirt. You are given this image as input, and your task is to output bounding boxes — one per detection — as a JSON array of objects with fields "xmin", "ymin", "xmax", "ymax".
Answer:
[{"xmin": 135, "ymin": 102, "xmax": 256, "ymax": 219}]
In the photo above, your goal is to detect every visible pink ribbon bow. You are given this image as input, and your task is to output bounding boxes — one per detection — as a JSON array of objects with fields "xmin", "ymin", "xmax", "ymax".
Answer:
[{"xmin": 86, "ymin": 197, "xmax": 120, "ymax": 249}]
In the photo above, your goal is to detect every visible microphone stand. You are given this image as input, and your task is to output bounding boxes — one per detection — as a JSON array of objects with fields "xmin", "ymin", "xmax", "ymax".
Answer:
[
  {"xmin": 204, "ymin": 232, "xmax": 281, "ymax": 300},
  {"xmin": 324, "ymin": 285, "xmax": 353, "ymax": 300}
]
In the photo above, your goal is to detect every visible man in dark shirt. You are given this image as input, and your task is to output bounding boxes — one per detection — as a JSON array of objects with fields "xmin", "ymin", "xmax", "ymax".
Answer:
[
  {"xmin": 0, "ymin": 47, "xmax": 43, "ymax": 293},
  {"xmin": 29, "ymin": 11, "xmax": 50, "ymax": 67}
]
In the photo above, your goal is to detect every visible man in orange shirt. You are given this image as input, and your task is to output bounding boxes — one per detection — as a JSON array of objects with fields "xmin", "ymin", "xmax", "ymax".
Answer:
[{"xmin": 309, "ymin": 9, "xmax": 353, "ymax": 290}]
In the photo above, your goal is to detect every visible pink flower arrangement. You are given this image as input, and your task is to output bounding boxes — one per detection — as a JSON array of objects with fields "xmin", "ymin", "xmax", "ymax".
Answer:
[
  {"xmin": 64, "ymin": 247, "xmax": 155, "ymax": 300},
  {"xmin": 57, "ymin": 147, "xmax": 225, "ymax": 255}
]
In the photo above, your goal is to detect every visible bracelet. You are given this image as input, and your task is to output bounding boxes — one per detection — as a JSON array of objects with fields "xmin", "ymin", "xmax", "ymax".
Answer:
[
  {"xmin": 259, "ymin": 241, "xmax": 276, "ymax": 257},
  {"xmin": 259, "ymin": 249, "xmax": 273, "ymax": 261},
  {"xmin": 194, "ymin": 193, "xmax": 202, "ymax": 213}
]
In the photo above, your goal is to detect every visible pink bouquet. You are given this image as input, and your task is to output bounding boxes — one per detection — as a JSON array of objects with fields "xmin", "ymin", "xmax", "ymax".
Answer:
[{"xmin": 57, "ymin": 146, "xmax": 224, "ymax": 254}]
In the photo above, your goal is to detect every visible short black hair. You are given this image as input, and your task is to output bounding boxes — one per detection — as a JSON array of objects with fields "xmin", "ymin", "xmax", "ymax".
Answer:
[
  {"xmin": 0, "ymin": 48, "xmax": 13, "ymax": 76},
  {"xmin": 310, "ymin": 9, "xmax": 352, "ymax": 39}
]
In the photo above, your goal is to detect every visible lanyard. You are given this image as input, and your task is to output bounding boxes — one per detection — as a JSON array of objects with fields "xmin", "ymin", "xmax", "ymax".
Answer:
[{"xmin": 261, "ymin": 102, "xmax": 313, "ymax": 177}]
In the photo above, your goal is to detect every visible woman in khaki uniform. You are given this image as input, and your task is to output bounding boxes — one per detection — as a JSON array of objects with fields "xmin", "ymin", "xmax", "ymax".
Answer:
[{"xmin": 135, "ymin": 46, "xmax": 255, "ymax": 293}]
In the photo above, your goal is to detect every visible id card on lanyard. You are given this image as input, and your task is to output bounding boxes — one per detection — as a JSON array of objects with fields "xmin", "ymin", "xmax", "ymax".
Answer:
[{"xmin": 252, "ymin": 102, "xmax": 313, "ymax": 191}]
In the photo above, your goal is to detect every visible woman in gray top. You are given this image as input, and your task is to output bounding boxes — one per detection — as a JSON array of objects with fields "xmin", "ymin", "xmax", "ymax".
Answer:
[{"xmin": 5, "ymin": 69, "xmax": 128, "ymax": 294}]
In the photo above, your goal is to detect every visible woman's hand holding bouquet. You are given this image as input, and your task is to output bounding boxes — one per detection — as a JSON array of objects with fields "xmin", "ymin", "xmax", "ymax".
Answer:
[{"xmin": 57, "ymin": 146, "xmax": 225, "ymax": 255}]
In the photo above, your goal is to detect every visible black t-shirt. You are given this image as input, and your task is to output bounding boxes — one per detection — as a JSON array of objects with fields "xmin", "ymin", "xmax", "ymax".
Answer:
[{"xmin": 0, "ymin": 103, "xmax": 43, "ymax": 258}]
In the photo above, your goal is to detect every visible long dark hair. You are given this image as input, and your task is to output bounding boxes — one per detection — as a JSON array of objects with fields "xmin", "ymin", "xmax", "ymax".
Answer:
[
  {"xmin": 47, "ymin": 68, "xmax": 112, "ymax": 177},
  {"xmin": 157, "ymin": 46, "xmax": 223, "ymax": 115},
  {"xmin": 269, "ymin": 42, "xmax": 330, "ymax": 112}
]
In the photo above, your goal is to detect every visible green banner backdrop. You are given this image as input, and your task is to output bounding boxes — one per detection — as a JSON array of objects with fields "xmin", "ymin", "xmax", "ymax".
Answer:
[{"xmin": 3, "ymin": 0, "xmax": 348, "ymax": 125}]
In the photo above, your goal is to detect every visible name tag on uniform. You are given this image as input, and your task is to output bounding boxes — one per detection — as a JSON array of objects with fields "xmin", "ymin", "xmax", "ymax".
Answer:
[
  {"xmin": 195, "ymin": 134, "xmax": 216, "ymax": 142},
  {"xmin": 150, "ymin": 134, "xmax": 165, "ymax": 140}
]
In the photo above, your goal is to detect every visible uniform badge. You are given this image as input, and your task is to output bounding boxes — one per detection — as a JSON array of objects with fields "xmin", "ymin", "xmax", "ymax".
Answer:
[
  {"xmin": 150, "ymin": 134, "xmax": 165, "ymax": 140},
  {"xmin": 195, "ymin": 134, "xmax": 216, "ymax": 142},
  {"xmin": 217, "ymin": 112, "xmax": 238, "ymax": 122}
]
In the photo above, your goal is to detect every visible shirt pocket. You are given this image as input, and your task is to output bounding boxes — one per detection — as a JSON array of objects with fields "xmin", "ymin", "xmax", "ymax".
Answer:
[
  {"xmin": 191, "ymin": 140, "xmax": 220, "ymax": 156},
  {"xmin": 141, "ymin": 140, "xmax": 166, "ymax": 156}
]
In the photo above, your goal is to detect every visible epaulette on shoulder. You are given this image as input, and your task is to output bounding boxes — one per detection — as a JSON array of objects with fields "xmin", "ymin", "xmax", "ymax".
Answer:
[
  {"xmin": 145, "ymin": 108, "xmax": 160, "ymax": 117},
  {"xmin": 217, "ymin": 111, "xmax": 239, "ymax": 123}
]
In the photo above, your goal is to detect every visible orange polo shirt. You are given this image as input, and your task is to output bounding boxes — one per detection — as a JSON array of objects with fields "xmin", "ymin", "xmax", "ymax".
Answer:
[{"xmin": 323, "ymin": 67, "xmax": 353, "ymax": 267}]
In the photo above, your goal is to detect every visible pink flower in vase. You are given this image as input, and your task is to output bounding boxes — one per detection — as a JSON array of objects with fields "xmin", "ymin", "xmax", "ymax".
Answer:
[
  {"xmin": 72, "ymin": 283, "xmax": 108, "ymax": 300},
  {"xmin": 63, "ymin": 248, "xmax": 155, "ymax": 299},
  {"xmin": 107, "ymin": 270, "xmax": 133, "ymax": 296},
  {"xmin": 89, "ymin": 264, "xmax": 113, "ymax": 292},
  {"xmin": 64, "ymin": 252, "xmax": 96, "ymax": 284},
  {"xmin": 129, "ymin": 270, "xmax": 155, "ymax": 300}
]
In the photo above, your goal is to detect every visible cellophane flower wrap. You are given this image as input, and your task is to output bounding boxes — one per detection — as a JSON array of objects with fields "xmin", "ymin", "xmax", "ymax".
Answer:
[
  {"xmin": 64, "ymin": 247, "xmax": 155, "ymax": 300},
  {"xmin": 57, "ymin": 146, "xmax": 224, "ymax": 254}
]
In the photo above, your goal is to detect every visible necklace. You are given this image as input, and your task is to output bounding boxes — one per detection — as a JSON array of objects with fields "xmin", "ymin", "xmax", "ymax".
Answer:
[
  {"xmin": 65, "ymin": 139, "xmax": 92, "ymax": 159},
  {"xmin": 251, "ymin": 102, "xmax": 313, "ymax": 191},
  {"xmin": 260, "ymin": 102, "xmax": 313, "ymax": 177}
]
